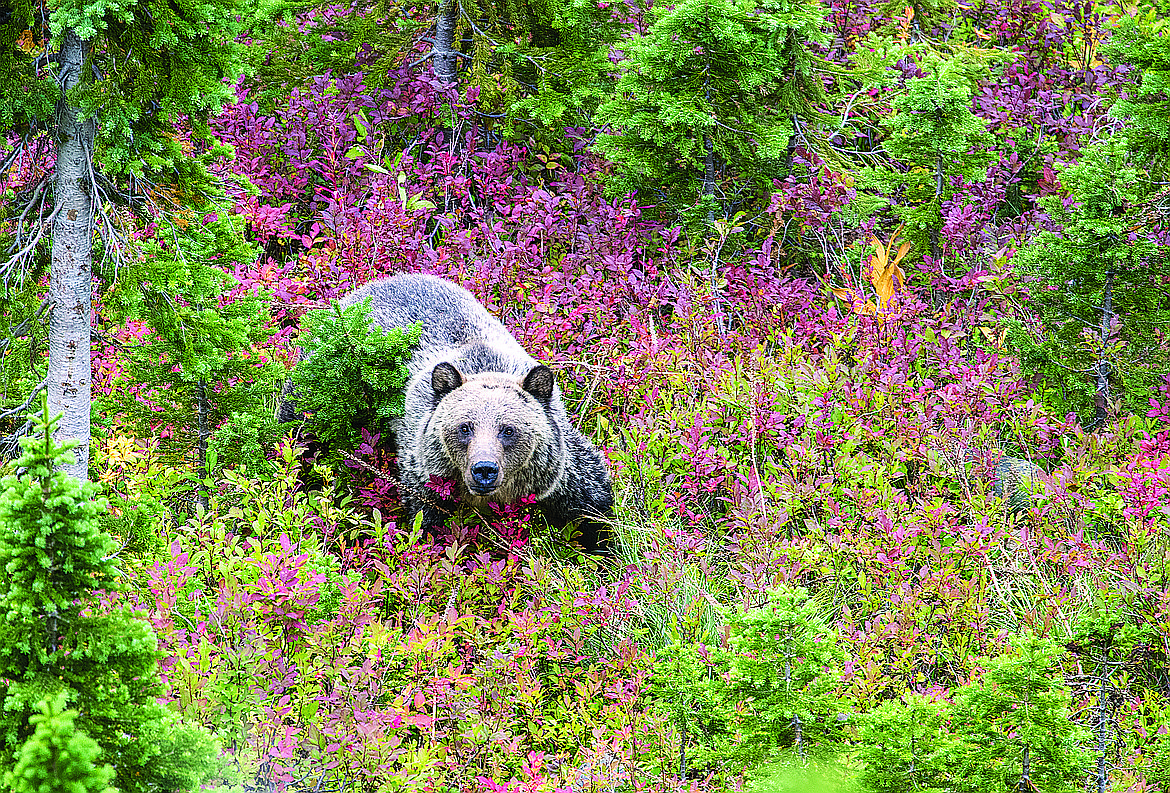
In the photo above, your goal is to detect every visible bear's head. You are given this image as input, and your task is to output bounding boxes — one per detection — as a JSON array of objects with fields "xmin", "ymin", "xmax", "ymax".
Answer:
[{"xmin": 429, "ymin": 361, "xmax": 558, "ymax": 504}]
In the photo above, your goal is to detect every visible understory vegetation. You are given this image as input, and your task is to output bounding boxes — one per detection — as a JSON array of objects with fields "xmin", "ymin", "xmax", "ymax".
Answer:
[{"xmin": 1, "ymin": 0, "xmax": 1169, "ymax": 787}]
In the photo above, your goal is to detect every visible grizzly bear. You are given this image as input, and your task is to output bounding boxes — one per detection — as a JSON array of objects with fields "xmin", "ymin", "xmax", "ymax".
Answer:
[{"xmin": 280, "ymin": 274, "xmax": 614, "ymax": 554}]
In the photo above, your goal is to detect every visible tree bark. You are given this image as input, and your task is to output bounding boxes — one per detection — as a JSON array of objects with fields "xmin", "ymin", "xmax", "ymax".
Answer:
[
  {"xmin": 48, "ymin": 29, "xmax": 94, "ymax": 481},
  {"xmin": 1092, "ymin": 269, "xmax": 1114, "ymax": 430},
  {"xmin": 433, "ymin": 0, "xmax": 460, "ymax": 87},
  {"xmin": 931, "ymin": 151, "xmax": 944, "ymax": 261},
  {"xmin": 197, "ymin": 378, "xmax": 210, "ymax": 511},
  {"xmin": 1096, "ymin": 671, "xmax": 1109, "ymax": 793},
  {"xmin": 703, "ymin": 134, "xmax": 715, "ymax": 227}
]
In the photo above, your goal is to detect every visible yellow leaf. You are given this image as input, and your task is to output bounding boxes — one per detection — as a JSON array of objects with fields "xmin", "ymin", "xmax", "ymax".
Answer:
[{"xmin": 893, "ymin": 240, "xmax": 912, "ymax": 267}]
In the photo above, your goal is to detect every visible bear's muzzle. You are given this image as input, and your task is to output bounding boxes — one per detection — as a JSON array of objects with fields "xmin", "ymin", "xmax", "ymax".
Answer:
[{"xmin": 470, "ymin": 460, "xmax": 499, "ymax": 494}]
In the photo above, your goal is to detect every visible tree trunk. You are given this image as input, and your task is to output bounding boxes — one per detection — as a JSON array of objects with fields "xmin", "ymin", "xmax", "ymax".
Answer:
[
  {"xmin": 1096, "ymin": 671, "xmax": 1109, "ymax": 793},
  {"xmin": 197, "ymin": 378, "xmax": 210, "ymax": 511},
  {"xmin": 48, "ymin": 29, "xmax": 94, "ymax": 481},
  {"xmin": 703, "ymin": 134, "xmax": 716, "ymax": 227},
  {"xmin": 931, "ymin": 151, "xmax": 944, "ymax": 261},
  {"xmin": 783, "ymin": 114, "xmax": 798, "ymax": 177},
  {"xmin": 1092, "ymin": 269, "xmax": 1114, "ymax": 430},
  {"xmin": 433, "ymin": 0, "xmax": 460, "ymax": 87}
]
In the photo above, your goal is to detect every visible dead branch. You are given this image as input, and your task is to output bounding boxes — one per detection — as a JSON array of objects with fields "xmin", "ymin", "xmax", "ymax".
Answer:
[{"xmin": 0, "ymin": 379, "xmax": 48, "ymax": 421}]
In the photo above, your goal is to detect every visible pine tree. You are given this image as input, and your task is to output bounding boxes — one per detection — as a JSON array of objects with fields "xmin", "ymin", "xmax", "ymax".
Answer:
[
  {"xmin": 950, "ymin": 634, "xmax": 1089, "ymax": 793},
  {"xmin": 0, "ymin": 402, "xmax": 218, "ymax": 792},
  {"xmin": 856, "ymin": 693, "xmax": 956, "ymax": 793},
  {"xmin": 0, "ymin": 0, "xmax": 249, "ymax": 478},
  {"xmin": 724, "ymin": 586, "xmax": 847, "ymax": 764},
  {"xmin": 6, "ymin": 693, "xmax": 115, "ymax": 793},
  {"xmin": 1103, "ymin": 16, "xmax": 1170, "ymax": 178},
  {"xmin": 98, "ymin": 213, "xmax": 274, "ymax": 505},
  {"xmin": 1009, "ymin": 138, "xmax": 1170, "ymax": 425},
  {"xmin": 593, "ymin": 0, "xmax": 829, "ymax": 230},
  {"xmin": 866, "ymin": 53, "xmax": 994, "ymax": 261}
]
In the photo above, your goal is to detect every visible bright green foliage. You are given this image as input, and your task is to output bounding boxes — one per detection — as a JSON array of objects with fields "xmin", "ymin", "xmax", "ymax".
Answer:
[
  {"xmin": 866, "ymin": 54, "xmax": 994, "ymax": 255},
  {"xmin": 1072, "ymin": 590, "xmax": 1162, "ymax": 687},
  {"xmin": 747, "ymin": 759, "xmax": 856, "ymax": 792},
  {"xmin": 46, "ymin": 0, "xmax": 243, "ymax": 187},
  {"xmin": 209, "ymin": 410, "xmax": 287, "ymax": 475},
  {"xmin": 103, "ymin": 214, "xmax": 264, "ymax": 379},
  {"xmin": 1009, "ymin": 138, "xmax": 1170, "ymax": 420},
  {"xmin": 950, "ymin": 634, "xmax": 1089, "ymax": 793},
  {"xmin": 7, "ymin": 693, "xmax": 115, "ymax": 793},
  {"xmin": 0, "ymin": 404, "xmax": 218, "ymax": 792},
  {"xmin": 725, "ymin": 586, "xmax": 847, "ymax": 762},
  {"xmin": 593, "ymin": 0, "xmax": 828, "ymax": 229},
  {"xmin": 290, "ymin": 298, "xmax": 420, "ymax": 451},
  {"xmin": 650, "ymin": 641, "xmax": 739, "ymax": 776},
  {"xmin": 1152, "ymin": 734, "xmax": 1170, "ymax": 793},
  {"xmin": 649, "ymin": 586, "xmax": 846, "ymax": 778},
  {"xmin": 98, "ymin": 213, "xmax": 277, "ymax": 472},
  {"xmin": 1104, "ymin": 16, "xmax": 1170, "ymax": 176},
  {"xmin": 0, "ymin": 406, "xmax": 116, "ymax": 662},
  {"xmin": 445, "ymin": 0, "xmax": 635, "ymax": 130},
  {"xmin": 856, "ymin": 693, "xmax": 957, "ymax": 793},
  {"xmin": 504, "ymin": 0, "xmax": 635, "ymax": 131}
]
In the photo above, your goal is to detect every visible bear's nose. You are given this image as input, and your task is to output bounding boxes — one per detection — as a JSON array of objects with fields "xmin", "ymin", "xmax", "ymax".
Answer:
[{"xmin": 471, "ymin": 461, "xmax": 498, "ymax": 489}]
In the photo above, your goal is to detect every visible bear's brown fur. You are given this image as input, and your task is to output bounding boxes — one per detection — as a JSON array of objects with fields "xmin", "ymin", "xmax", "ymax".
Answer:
[{"xmin": 281, "ymin": 274, "xmax": 614, "ymax": 553}]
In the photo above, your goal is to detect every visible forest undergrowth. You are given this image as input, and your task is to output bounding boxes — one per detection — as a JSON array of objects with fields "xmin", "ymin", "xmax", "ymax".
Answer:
[{"xmin": 2, "ymin": 0, "xmax": 1169, "ymax": 787}]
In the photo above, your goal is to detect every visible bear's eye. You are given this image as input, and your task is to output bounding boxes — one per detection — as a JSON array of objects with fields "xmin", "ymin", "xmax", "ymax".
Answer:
[
  {"xmin": 500, "ymin": 426, "xmax": 515, "ymax": 439},
  {"xmin": 459, "ymin": 422, "xmax": 473, "ymax": 437}
]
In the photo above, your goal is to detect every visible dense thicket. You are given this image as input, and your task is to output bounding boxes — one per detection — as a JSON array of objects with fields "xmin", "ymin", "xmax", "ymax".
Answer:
[{"xmin": 0, "ymin": 0, "xmax": 1168, "ymax": 787}]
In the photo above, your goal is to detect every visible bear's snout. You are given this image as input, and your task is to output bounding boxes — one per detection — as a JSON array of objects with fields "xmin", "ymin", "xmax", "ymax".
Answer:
[{"xmin": 470, "ymin": 460, "xmax": 499, "ymax": 493}]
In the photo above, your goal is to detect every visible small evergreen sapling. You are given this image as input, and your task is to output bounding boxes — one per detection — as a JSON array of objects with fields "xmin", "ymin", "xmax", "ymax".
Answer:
[
  {"xmin": 869, "ymin": 53, "xmax": 994, "ymax": 261},
  {"xmin": 725, "ymin": 586, "xmax": 848, "ymax": 765},
  {"xmin": 856, "ymin": 693, "xmax": 956, "ymax": 793},
  {"xmin": 0, "ymin": 402, "xmax": 218, "ymax": 792},
  {"xmin": 649, "ymin": 586, "xmax": 847, "ymax": 781},
  {"xmin": 100, "ymin": 213, "xmax": 275, "ymax": 505},
  {"xmin": 288, "ymin": 297, "xmax": 420, "ymax": 453},
  {"xmin": 950, "ymin": 634, "xmax": 1089, "ymax": 793},
  {"xmin": 593, "ymin": 0, "xmax": 828, "ymax": 230},
  {"xmin": 1009, "ymin": 139, "xmax": 1170, "ymax": 424},
  {"xmin": 6, "ymin": 693, "xmax": 114, "ymax": 793}
]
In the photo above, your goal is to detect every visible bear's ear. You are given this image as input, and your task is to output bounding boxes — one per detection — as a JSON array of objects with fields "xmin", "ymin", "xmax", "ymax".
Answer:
[
  {"xmin": 432, "ymin": 362, "xmax": 463, "ymax": 400},
  {"xmin": 522, "ymin": 365, "xmax": 555, "ymax": 401}
]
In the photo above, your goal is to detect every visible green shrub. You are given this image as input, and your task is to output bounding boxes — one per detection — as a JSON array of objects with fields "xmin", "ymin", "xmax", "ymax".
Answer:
[
  {"xmin": 209, "ymin": 409, "xmax": 286, "ymax": 475},
  {"xmin": 7, "ymin": 693, "xmax": 115, "ymax": 793},
  {"xmin": 290, "ymin": 297, "xmax": 420, "ymax": 452},
  {"xmin": 0, "ymin": 403, "xmax": 218, "ymax": 792},
  {"xmin": 650, "ymin": 585, "xmax": 848, "ymax": 781}
]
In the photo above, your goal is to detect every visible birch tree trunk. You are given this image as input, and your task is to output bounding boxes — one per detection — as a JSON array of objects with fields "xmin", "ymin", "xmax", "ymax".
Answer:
[
  {"xmin": 48, "ymin": 30, "xmax": 94, "ymax": 480},
  {"xmin": 433, "ymin": 0, "xmax": 460, "ymax": 86},
  {"xmin": 1092, "ymin": 269, "xmax": 1114, "ymax": 430}
]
